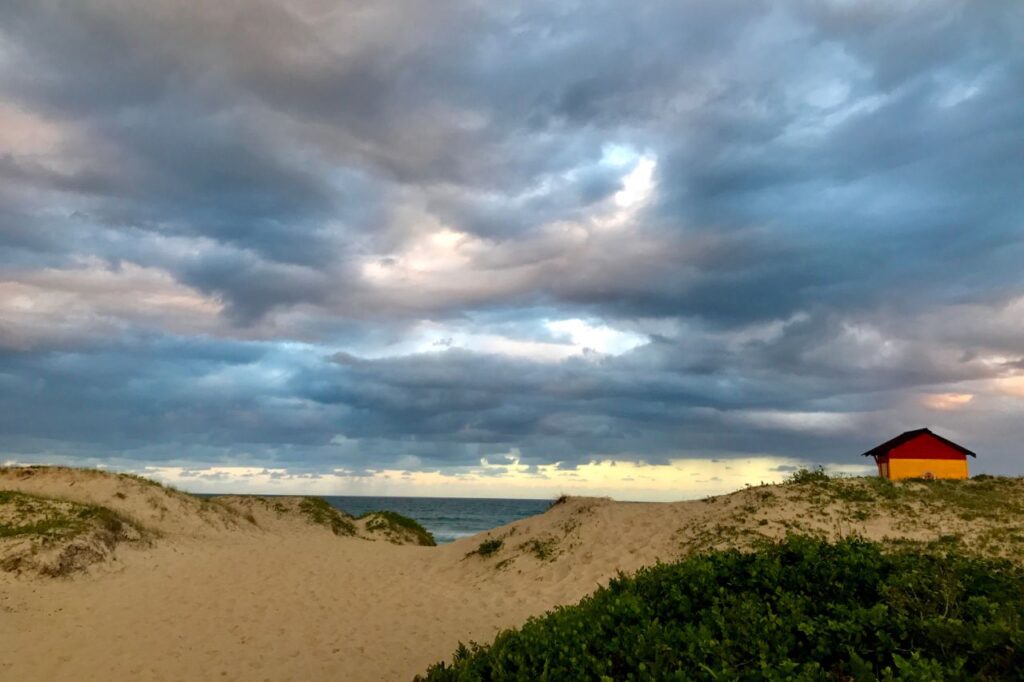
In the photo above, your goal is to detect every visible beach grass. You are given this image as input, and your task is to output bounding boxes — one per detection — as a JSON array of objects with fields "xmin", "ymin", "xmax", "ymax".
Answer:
[
  {"xmin": 519, "ymin": 536, "xmax": 558, "ymax": 561},
  {"xmin": 299, "ymin": 496, "xmax": 357, "ymax": 536},
  {"xmin": 358, "ymin": 510, "xmax": 436, "ymax": 546},
  {"xmin": 0, "ymin": 490, "xmax": 129, "ymax": 540},
  {"xmin": 467, "ymin": 537, "xmax": 503, "ymax": 558}
]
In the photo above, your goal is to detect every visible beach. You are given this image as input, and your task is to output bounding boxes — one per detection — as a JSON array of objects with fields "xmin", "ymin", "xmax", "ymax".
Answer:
[{"xmin": 3, "ymin": 467, "xmax": 1023, "ymax": 681}]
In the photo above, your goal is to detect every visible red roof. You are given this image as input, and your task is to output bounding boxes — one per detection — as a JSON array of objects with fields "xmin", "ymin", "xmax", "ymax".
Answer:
[{"xmin": 861, "ymin": 428, "xmax": 976, "ymax": 459}]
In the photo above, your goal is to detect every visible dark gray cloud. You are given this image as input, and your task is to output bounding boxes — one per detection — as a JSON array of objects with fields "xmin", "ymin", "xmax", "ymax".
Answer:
[{"xmin": 1, "ymin": 0, "xmax": 1022, "ymax": 481}]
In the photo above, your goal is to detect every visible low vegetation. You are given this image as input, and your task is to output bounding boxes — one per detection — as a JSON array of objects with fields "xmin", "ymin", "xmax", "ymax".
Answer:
[
  {"xmin": 0, "ymin": 490, "xmax": 129, "ymax": 540},
  {"xmin": 420, "ymin": 536, "xmax": 1024, "ymax": 680},
  {"xmin": 794, "ymin": 473, "xmax": 1024, "ymax": 543},
  {"xmin": 678, "ymin": 472, "xmax": 1024, "ymax": 562},
  {"xmin": 519, "ymin": 536, "xmax": 558, "ymax": 561},
  {"xmin": 358, "ymin": 510, "xmax": 436, "ymax": 546},
  {"xmin": 781, "ymin": 470, "xmax": 1024, "ymax": 521},
  {"xmin": 298, "ymin": 496, "xmax": 357, "ymax": 536},
  {"xmin": 783, "ymin": 466, "xmax": 832, "ymax": 485},
  {"xmin": 467, "ymin": 538, "xmax": 504, "ymax": 558},
  {"xmin": 116, "ymin": 471, "xmax": 179, "ymax": 492},
  {"xmin": 245, "ymin": 497, "xmax": 290, "ymax": 514},
  {"xmin": 1, "ymin": 490, "xmax": 146, "ymax": 576}
]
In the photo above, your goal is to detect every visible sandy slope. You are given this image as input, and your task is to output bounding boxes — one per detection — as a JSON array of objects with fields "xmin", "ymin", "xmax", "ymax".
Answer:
[{"xmin": 1, "ymin": 467, "xmax": 1022, "ymax": 681}]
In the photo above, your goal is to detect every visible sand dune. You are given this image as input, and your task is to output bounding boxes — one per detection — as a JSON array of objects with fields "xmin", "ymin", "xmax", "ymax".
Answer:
[
  {"xmin": 2, "ymin": 467, "xmax": 1022, "ymax": 681},
  {"xmin": 0, "ymin": 466, "xmax": 247, "ymax": 538}
]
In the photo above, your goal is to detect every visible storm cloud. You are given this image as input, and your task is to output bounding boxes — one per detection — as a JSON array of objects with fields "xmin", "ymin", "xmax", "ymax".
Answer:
[{"xmin": 1, "ymin": 0, "xmax": 1022, "ymax": 484}]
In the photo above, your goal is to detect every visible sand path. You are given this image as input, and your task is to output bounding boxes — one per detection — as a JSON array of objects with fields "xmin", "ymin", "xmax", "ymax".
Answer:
[{"xmin": 2, "ymin": 536, "xmax": 528, "ymax": 681}]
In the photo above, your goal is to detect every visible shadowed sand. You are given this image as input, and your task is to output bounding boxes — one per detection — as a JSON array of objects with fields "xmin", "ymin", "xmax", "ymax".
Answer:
[{"xmin": 2, "ymin": 467, "xmax": 1022, "ymax": 681}]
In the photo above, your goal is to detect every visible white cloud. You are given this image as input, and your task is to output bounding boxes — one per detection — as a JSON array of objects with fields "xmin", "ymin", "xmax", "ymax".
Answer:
[
  {"xmin": 0, "ymin": 259, "xmax": 223, "ymax": 350},
  {"xmin": 545, "ymin": 318, "xmax": 647, "ymax": 356},
  {"xmin": 346, "ymin": 317, "xmax": 647, "ymax": 362},
  {"xmin": 733, "ymin": 410, "xmax": 859, "ymax": 435}
]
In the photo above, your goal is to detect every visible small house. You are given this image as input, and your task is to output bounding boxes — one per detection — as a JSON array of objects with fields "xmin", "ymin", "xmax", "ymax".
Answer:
[{"xmin": 862, "ymin": 428, "xmax": 975, "ymax": 480}]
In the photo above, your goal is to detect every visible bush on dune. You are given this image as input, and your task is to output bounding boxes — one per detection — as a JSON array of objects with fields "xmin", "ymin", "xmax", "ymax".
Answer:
[
  {"xmin": 466, "ymin": 538, "xmax": 503, "ymax": 558},
  {"xmin": 420, "ymin": 536, "xmax": 1024, "ymax": 680},
  {"xmin": 784, "ymin": 466, "xmax": 832, "ymax": 485},
  {"xmin": 0, "ymin": 490, "xmax": 130, "ymax": 540},
  {"xmin": 298, "ymin": 496, "xmax": 356, "ymax": 536},
  {"xmin": 358, "ymin": 510, "xmax": 436, "ymax": 546}
]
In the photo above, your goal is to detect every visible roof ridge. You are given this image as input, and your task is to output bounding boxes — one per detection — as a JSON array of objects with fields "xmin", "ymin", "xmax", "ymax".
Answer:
[{"xmin": 861, "ymin": 428, "xmax": 976, "ymax": 458}]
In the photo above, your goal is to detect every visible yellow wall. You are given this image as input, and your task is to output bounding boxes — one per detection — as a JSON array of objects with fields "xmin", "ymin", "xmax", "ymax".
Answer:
[{"xmin": 887, "ymin": 458, "xmax": 968, "ymax": 480}]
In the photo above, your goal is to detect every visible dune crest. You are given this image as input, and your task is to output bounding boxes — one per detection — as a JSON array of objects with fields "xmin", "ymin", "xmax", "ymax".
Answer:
[
  {"xmin": 0, "ymin": 467, "xmax": 436, "ymax": 578},
  {"xmin": 0, "ymin": 466, "xmax": 245, "ymax": 538}
]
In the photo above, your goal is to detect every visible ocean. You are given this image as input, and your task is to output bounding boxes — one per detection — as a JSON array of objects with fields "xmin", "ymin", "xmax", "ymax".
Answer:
[{"xmin": 323, "ymin": 496, "xmax": 551, "ymax": 543}]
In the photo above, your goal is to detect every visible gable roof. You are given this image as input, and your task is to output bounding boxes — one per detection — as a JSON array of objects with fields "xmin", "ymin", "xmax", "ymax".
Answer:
[{"xmin": 861, "ymin": 427, "xmax": 976, "ymax": 458}]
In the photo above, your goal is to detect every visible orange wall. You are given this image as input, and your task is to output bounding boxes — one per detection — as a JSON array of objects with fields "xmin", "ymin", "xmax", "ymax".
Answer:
[{"xmin": 887, "ymin": 458, "xmax": 968, "ymax": 480}]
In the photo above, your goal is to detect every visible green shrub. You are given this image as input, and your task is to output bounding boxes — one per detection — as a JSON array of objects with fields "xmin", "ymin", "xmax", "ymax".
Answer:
[
  {"xmin": 468, "ymin": 538, "xmax": 503, "ymax": 558},
  {"xmin": 298, "ymin": 497, "xmax": 356, "ymax": 536},
  {"xmin": 549, "ymin": 494, "xmax": 570, "ymax": 508},
  {"xmin": 785, "ymin": 466, "xmax": 831, "ymax": 485},
  {"xmin": 420, "ymin": 536, "xmax": 1024, "ymax": 680},
  {"xmin": 520, "ymin": 537, "xmax": 558, "ymax": 561},
  {"xmin": 358, "ymin": 510, "xmax": 436, "ymax": 546}
]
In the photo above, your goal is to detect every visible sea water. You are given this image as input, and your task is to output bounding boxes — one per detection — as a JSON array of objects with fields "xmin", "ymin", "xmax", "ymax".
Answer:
[{"xmin": 324, "ymin": 496, "xmax": 550, "ymax": 544}]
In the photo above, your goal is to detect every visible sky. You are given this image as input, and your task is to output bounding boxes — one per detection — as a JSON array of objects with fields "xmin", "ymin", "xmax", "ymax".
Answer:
[{"xmin": 1, "ymin": 0, "xmax": 1022, "ymax": 499}]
